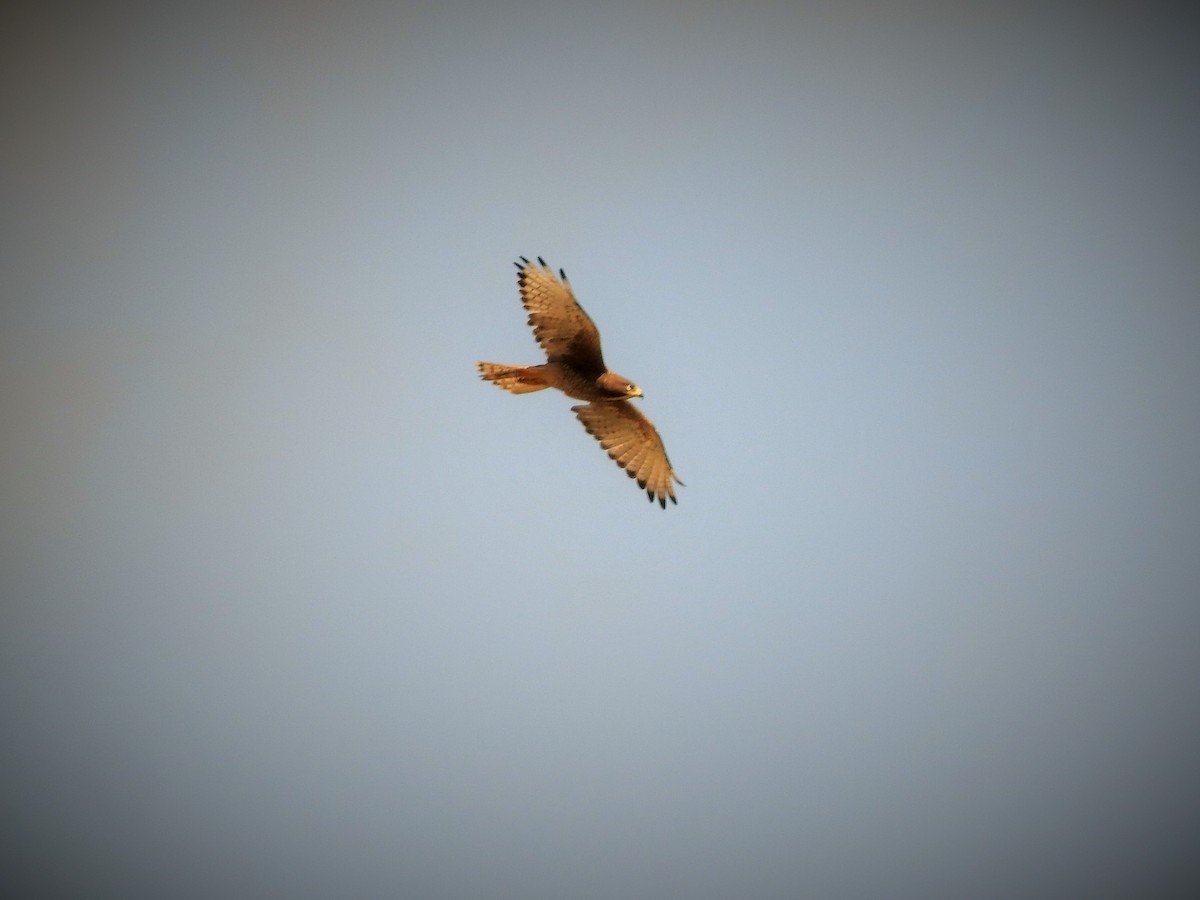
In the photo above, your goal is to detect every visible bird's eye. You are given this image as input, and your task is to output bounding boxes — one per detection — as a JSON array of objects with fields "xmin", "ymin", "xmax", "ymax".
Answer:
[{"xmin": 628, "ymin": 384, "xmax": 636, "ymax": 392}]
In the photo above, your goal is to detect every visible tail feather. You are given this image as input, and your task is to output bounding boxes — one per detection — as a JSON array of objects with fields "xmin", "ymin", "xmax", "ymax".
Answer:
[{"xmin": 476, "ymin": 362, "xmax": 549, "ymax": 394}]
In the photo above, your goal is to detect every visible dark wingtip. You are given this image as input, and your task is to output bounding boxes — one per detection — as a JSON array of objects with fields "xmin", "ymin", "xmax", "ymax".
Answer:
[
  {"xmin": 537, "ymin": 255, "xmax": 546, "ymax": 266},
  {"xmin": 559, "ymin": 268, "xmax": 567, "ymax": 279}
]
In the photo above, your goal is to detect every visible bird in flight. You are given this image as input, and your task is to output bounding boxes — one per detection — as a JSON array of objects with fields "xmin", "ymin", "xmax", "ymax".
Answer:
[{"xmin": 477, "ymin": 256, "xmax": 683, "ymax": 507}]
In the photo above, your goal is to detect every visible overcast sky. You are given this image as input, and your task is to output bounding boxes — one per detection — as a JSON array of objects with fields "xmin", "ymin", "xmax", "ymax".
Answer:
[{"xmin": 4, "ymin": 2, "xmax": 1199, "ymax": 898}]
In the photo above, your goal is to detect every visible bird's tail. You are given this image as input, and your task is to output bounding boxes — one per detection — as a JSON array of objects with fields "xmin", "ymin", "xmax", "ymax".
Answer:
[{"xmin": 476, "ymin": 362, "xmax": 550, "ymax": 394}]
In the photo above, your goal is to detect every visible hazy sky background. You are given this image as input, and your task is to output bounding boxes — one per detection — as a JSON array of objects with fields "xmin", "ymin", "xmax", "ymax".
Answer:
[{"xmin": 4, "ymin": 2, "xmax": 1198, "ymax": 897}]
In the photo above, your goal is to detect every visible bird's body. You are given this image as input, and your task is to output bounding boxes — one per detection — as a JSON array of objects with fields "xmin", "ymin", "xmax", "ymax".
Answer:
[
  {"xmin": 477, "ymin": 257, "xmax": 683, "ymax": 507},
  {"xmin": 477, "ymin": 362, "xmax": 634, "ymax": 402}
]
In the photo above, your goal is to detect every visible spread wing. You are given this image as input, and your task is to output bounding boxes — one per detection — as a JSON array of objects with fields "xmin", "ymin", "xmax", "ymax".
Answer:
[
  {"xmin": 516, "ymin": 256, "xmax": 605, "ymax": 375},
  {"xmin": 573, "ymin": 401, "xmax": 683, "ymax": 508}
]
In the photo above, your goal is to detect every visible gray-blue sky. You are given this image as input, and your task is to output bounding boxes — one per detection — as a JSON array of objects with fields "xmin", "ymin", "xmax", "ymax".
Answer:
[{"xmin": 4, "ymin": 2, "xmax": 1198, "ymax": 897}]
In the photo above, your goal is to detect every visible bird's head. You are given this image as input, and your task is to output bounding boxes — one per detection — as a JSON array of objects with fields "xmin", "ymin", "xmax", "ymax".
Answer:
[{"xmin": 598, "ymin": 371, "xmax": 643, "ymax": 399}]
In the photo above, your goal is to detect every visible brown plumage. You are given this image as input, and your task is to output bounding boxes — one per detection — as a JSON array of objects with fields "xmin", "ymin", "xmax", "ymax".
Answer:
[{"xmin": 477, "ymin": 256, "xmax": 683, "ymax": 507}]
